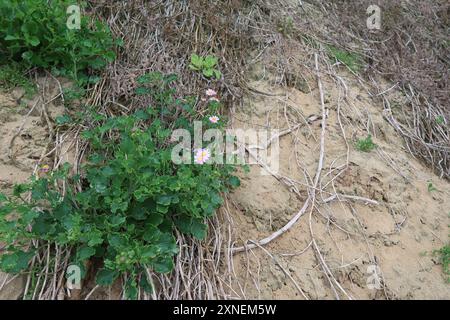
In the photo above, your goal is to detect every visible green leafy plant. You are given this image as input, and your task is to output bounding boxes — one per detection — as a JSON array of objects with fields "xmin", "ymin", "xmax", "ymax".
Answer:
[
  {"xmin": 435, "ymin": 221, "xmax": 449, "ymax": 283},
  {"xmin": 326, "ymin": 45, "xmax": 363, "ymax": 73},
  {"xmin": 0, "ymin": 72, "xmax": 239, "ymax": 299},
  {"xmin": 189, "ymin": 54, "xmax": 222, "ymax": 79},
  {"xmin": 436, "ymin": 245, "xmax": 450, "ymax": 282},
  {"xmin": 427, "ymin": 181, "xmax": 437, "ymax": 192},
  {"xmin": 0, "ymin": 0, "xmax": 117, "ymax": 84},
  {"xmin": 0, "ymin": 63, "xmax": 35, "ymax": 95},
  {"xmin": 436, "ymin": 115, "xmax": 445, "ymax": 125},
  {"xmin": 355, "ymin": 135, "xmax": 377, "ymax": 152}
]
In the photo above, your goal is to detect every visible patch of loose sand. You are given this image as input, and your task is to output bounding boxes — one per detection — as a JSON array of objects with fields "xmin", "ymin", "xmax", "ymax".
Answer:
[
  {"xmin": 227, "ymin": 67, "xmax": 449, "ymax": 299},
  {"xmin": 0, "ymin": 77, "xmax": 74, "ymax": 299}
]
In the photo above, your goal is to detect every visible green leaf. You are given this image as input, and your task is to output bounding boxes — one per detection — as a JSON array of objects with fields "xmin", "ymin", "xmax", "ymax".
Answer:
[
  {"xmin": 82, "ymin": 40, "xmax": 93, "ymax": 47},
  {"xmin": 152, "ymin": 256, "xmax": 174, "ymax": 274},
  {"xmin": 108, "ymin": 234, "xmax": 127, "ymax": 249},
  {"xmin": 13, "ymin": 184, "xmax": 29, "ymax": 197},
  {"xmin": 134, "ymin": 109, "xmax": 150, "ymax": 120},
  {"xmin": 210, "ymin": 192, "xmax": 223, "ymax": 206},
  {"xmin": 109, "ymin": 215, "xmax": 126, "ymax": 227},
  {"xmin": 137, "ymin": 72, "xmax": 163, "ymax": 84},
  {"xmin": 125, "ymin": 278, "xmax": 138, "ymax": 300},
  {"xmin": 86, "ymin": 229, "xmax": 103, "ymax": 247},
  {"xmin": 202, "ymin": 68, "xmax": 214, "ymax": 78},
  {"xmin": 190, "ymin": 54, "xmax": 203, "ymax": 68},
  {"xmin": 87, "ymin": 76, "xmax": 101, "ymax": 84},
  {"xmin": 204, "ymin": 56, "xmax": 218, "ymax": 68},
  {"xmin": 62, "ymin": 214, "xmax": 81, "ymax": 231},
  {"xmin": 104, "ymin": 51, "xmax": 116, "ymax": 62},
  {"xmin": 21, "ymin": 51, "xmax": 33, "ymax": 61},
  {"xmin": 0, "ymin": 66, "xmax": 240, "ymax": 285},
  {"xmin": 31, "ymin": 179, "xmax": 49, "ymax": 200},
  {"xmin": 129, "ymin": 206, "xmax": 147, "ymax": 221},
  {"xmin": 0, "ymin": 250, "xmax": 34, "ymax": 273},
  {"xmin": 156, "ymin": 195, "xmax": 171, "ymax": 206},
  {"xmin": 173, "ymin": 215, "xmax": 191, "ymax": 234},
  {"xmin": 111, "ymin": 198, "xmax": 128, "ymax": 214},
  {"xmin": 171, "ymin": 195, "xmax": 179, "ymax": 204},
  {"xmin": 90, "ymin": 58, "xmax": 107, "ymax": 69},
  {"xmin": 4, "ymin": 35, "xmax": 21, "ymax": 41},
  {"xmin": 140, "ymin": 274, "xmax": 153, "ymax": 293},
  {"xmin": 77, "ymin": 246, "xmax": 96, "ymax": 261},
  {"xmin": 156, "ymin": 204, "xmax": 169, "ymax": 214},
  {"xmin": 143, "ymin": 224, "xmax": 161, "ymax": 242},
  {"xmin": 213, "ymin": 69, "xmax": 222, "ymax": 79},
  {"xmin": 141, "ymin": 245, "xmax": 158, "ymax": 259},
  {"xmin": 146, "ymin": 212, "xmax": 163, "ymax": 226},
  {"xmin": 96, "ymin": 269, "xmax": 119, "ymax": 286},
  {"xmin": 55, "ymin": 115, "xmax": 72, "ymax": 125},
  {"xmin": 93, "ymin": 180, "xmax": 107, "ymax": 194},
  {"xmin": 203, "ymin": 203, "xmax": 215, "ymax": 217},
  {"xmin": 21, "ymin": 208, "xmax": 39, "ymax": 225},
  {"xmin": 188, "ymin": 64, "xmax": 199, "ymax": 71},
  {"xmin": 157, "ymin": 233, "xmax": 179, "ymax": 255},
  {"xmin": 32, "ymin": 215, "xmax": 55, "ymax": 236},
  {"xmin": 116, "ymin": 38, "xmax": 124, "ymax": 47},
  {"xmin": 227, "ymin": 176, "xmax": 241, "ymax": 188},
  {"xmin": 190, "ymin": 219, "xmax": 207, "ymax": 240},
  {"xmin": 28, "ymin": 36, "xmax": 40, "ymax": 47},
  {"xmin": 164, "ymin": 74, "xmax": 178, "ymax": 84}
]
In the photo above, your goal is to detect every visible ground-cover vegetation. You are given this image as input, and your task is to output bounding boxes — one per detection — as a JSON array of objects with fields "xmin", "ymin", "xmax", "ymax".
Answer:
[
  {"xmin": 0, "ymin": 72, "xmax": 239, "ymax": 298},
  {"xmin": 0, "ymin": 0, "xmax": 117, "ymax": 86},
  {"xmin": 0, "ymin": 0, "xmax": 448, "ymax": 300},
  {"xmin": 355, "ymin": 135, "xmax": 377, "ymax": 153},
  {"xmin": 189, "ymin": 54, "xmax": 222, "ymax": 80},
  {"xmin": 437, "ymin": 244, "xmax": 449, "ymax": 283},
  {"xmin": 0, "ymin": 0, "xmax": 239, "ymax": 298}
]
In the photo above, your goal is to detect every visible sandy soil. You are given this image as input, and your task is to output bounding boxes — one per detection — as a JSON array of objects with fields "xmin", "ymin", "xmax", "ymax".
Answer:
[
  {"xmin": 0, "ymin": 77, "xmax": 72, "ymax": 299},
  {"xmin": 226, "ymin": 65, "xmax": 450, "ymax": 299},
  {"xmin": 0, "ymin": 70, "xmax": 448, "ymax": 299}
]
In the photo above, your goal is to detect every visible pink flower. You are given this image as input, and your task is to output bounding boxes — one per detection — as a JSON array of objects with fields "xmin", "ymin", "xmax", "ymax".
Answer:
[
  {"xmin": 209, "ymin": 97, "xmax": 220, "ymax": 103},
  {"xmin": 205, "ymin": 89, "xmax": 217, "ymax": 97},
  {"xmin": 194, "ymin": 148, "xmax": 211, "ymax": 164},
  {"xmin": 209, "ymin": 116, "xmax": 219, "ymax": 124}
]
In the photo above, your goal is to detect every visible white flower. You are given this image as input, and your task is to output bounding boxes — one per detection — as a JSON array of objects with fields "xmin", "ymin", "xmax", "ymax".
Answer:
[
  {"xmin": 205, "ymin": 89, "xmax": 217, "ymax": 96},
  {"xmin": 208, "ymin": 116, "xmax": 219, "ymax": 124},
  {"xmin": 194, "ymin": 148, "xmax": 211, "ymax": 164}
]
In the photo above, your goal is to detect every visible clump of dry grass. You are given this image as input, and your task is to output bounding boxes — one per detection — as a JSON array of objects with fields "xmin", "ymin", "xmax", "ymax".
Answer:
[
  {"xmin": 305, "ymin": 0, "xmax": 450, "ymax": 178},
  {"xmin": 87, "ymin": 0, "xmax": 263, "ymax": 105},
  {"xmin": 74, "ymin": 0, "xmax": 280, "ymax": 300}
]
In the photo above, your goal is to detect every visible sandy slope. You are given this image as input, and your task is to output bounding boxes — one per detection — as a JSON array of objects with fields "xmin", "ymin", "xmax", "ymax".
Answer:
[
  {"xmin": 0, "ymin": 78, "xmax": 71, "ymax": 299},
  {"xmin": 0, "ymin": 70, "xmax": 448, "ymax": 299},
  {"xmin": 227, "ymin": 66, "xmax": 449, "ymax": 299}
]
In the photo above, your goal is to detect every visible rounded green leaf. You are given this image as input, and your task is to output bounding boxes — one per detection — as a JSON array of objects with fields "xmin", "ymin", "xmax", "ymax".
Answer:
[
  {"xmin": 77, "ymin": 246, "xmax": 95, "ymax": 261},
  {"xmin": 96, "ymin": 269, "xmax": 119, "ymax": 286}
]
